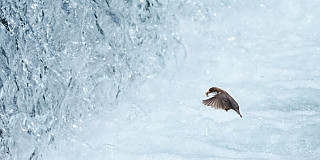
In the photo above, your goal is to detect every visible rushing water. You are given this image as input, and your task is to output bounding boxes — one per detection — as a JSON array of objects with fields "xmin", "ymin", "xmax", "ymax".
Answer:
[{"xmin": 1, "ymin": 0, "xmax": 320, "ymax": 159}]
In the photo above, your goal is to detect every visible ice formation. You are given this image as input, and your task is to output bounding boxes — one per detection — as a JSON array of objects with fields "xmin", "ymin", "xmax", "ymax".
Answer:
[{"xmin": 1, "ymin": 0, "xmax": 319, "ymax": 159}]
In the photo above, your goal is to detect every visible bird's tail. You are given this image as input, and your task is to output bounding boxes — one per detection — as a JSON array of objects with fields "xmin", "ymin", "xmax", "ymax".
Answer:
[{"xmin": 235, "ymin": 109, "xmax": 242, "ymax": 118}]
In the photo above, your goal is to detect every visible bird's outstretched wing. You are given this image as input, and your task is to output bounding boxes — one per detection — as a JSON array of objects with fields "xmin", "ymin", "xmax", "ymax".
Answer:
[{"xmin": 202, "ymin": 93, "xmax": 230, "ymax": 110}]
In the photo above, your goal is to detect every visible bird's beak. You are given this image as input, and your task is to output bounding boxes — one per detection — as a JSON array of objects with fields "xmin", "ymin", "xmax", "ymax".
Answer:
[{"xmin": 205, "ymin": 91, "xmax": 211, "ymax": 97}]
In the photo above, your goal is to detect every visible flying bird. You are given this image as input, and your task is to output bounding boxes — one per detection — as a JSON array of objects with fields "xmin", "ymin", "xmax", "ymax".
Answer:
[{"xmin": 202, "ymin": 87, "xmax": 242, "ymax": 117}]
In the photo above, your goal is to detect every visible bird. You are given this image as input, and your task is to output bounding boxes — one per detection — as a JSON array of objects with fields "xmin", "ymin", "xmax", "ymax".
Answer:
[{"xmin": 202, "ymin": 87, "xmax": 242, "ymax": 117}]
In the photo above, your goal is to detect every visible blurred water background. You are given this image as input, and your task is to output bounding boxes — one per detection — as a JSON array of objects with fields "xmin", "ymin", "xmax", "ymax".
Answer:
[{"xmin": 0, "ymin": 0, "xmax": 320, "ymax": 159}]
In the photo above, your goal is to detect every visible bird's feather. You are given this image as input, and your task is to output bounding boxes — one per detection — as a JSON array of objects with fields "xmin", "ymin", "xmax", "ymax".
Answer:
[{"xmin": 202, "ymin": 93, "xmax": 230, "ymax": 110}]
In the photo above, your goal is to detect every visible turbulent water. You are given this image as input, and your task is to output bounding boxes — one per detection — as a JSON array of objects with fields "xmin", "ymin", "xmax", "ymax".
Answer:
[{"xmin": 1, "ymin": 0, "xmax": 320, "ymax": 159}]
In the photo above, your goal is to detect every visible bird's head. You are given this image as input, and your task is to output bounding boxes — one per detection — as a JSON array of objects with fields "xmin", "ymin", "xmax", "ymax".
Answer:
[{"xmin": 205, "ymin": 87, "xmax": 222, "ymax": 97}]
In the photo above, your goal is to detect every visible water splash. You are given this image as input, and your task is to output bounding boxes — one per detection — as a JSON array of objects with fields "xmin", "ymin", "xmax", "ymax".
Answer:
[{"xmin": 0, "ymin": 0, "xmax": 187, "ymax": 159}]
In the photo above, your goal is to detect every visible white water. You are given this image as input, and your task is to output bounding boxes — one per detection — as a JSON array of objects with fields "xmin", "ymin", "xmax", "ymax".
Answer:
[{"xmin": 1, "ymin": 0, "xmax": 320, "ymax": 159}]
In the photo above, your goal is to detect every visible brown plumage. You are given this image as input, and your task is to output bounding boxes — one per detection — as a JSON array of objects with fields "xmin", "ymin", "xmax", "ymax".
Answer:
[{"xmin": 202, "ymin": 87, "xmax": 242, "ymax": 117}]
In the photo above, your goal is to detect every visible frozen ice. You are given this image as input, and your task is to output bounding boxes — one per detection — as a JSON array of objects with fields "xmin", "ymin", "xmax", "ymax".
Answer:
[{"xmin": 1, "ymin": 0, "xmax": 320, "ymax": 159}]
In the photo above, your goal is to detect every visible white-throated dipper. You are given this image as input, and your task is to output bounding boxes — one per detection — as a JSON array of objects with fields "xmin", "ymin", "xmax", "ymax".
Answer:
[{"xmin": 202, "ymin": 87, "xmax": 242, "ymax": 117}]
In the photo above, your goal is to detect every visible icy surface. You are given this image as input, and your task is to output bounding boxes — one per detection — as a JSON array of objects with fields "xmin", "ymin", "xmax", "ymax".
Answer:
[{"xmin": 1, "ymin": 0, "xmax": 320, "ymax": 159}]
